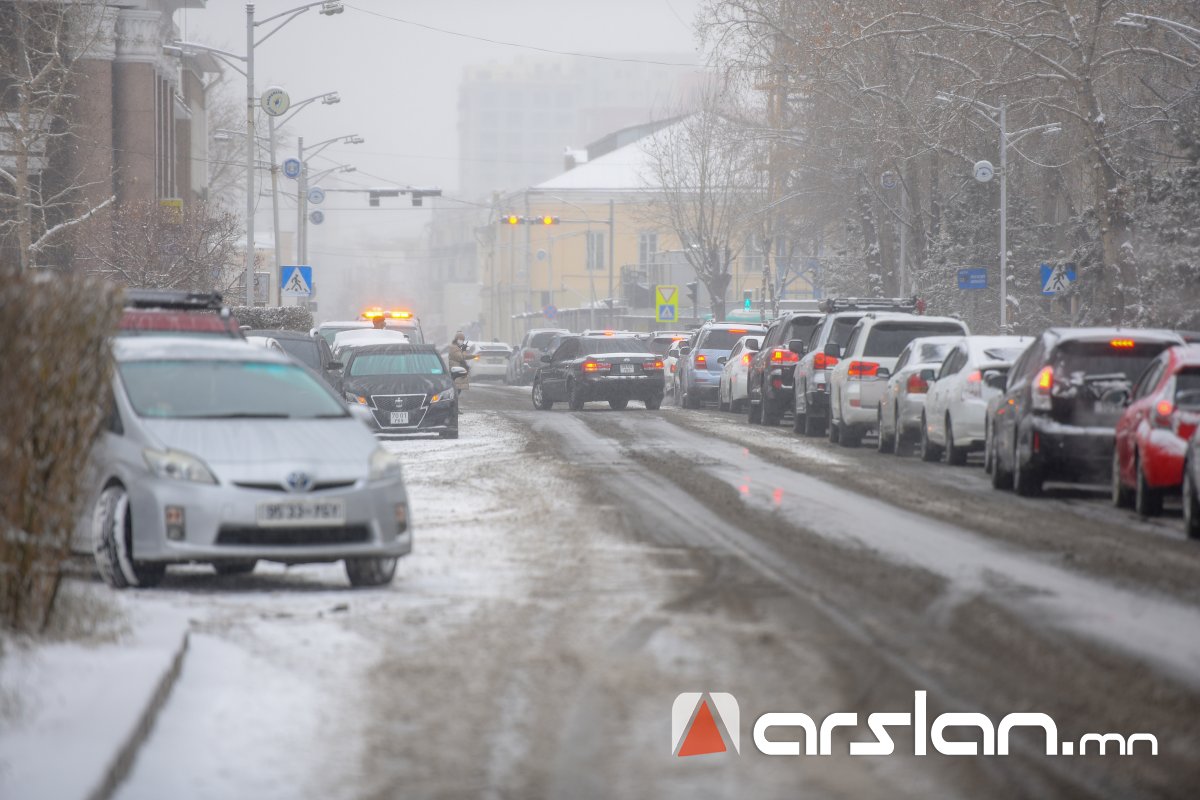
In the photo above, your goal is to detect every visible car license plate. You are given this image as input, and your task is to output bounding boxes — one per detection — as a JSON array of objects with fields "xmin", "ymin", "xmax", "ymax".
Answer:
[
  {"xmin": 488, "ymin": 358, "xmax": 504, "ymax": 364},
  {"xmin": 390, "ymin": 411, "xmax": 410, "ymax": 425},
  {"xmin": 620, "ymin": 364, "xmax": 635, "ymax": 374},
  {"xmin": 256, "ymin": 499, "xmax": 345, "ymax": 527}
]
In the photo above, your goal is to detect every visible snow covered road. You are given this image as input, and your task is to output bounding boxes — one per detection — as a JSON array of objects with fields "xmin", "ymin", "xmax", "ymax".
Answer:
[{"xmin": 83, "ymin": 385, "xmax": 1200, "ymax": 798}]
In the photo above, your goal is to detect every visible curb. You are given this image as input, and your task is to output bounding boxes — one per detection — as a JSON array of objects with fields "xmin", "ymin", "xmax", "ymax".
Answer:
[{"xmin": 85, "ymin": 628, "xmax": 191, "ymax": 800}]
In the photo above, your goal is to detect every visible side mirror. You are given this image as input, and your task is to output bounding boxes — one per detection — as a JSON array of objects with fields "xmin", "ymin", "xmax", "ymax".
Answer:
[
  {"xmin": 876, "ymin": 367, "xmax": 891, "ymax": 380},
  {"xmin": 451, "ymin": 366, "xmax": 468, "ymax": 377},
  {"xmin": 787, "ymin": 338, "xmax": 807, "ymax": 356},
  {"xmin": 717, "ymin": 356, "xmax": 728, "ymax": 366},
  {"xmin": 679, "ymin": 345, "xmax": 691, "ymax": 356},
  {"xmin": 982, "ymin": 369, "xmax": 1007, "ymax": 391},
  {"xmin": 919, "ymin": 368, "xmax": 937, "ymax": 383},
  {"xmin": 745, "ymin": 338, "xmax": 761, "ymax": 352},
  {"xmin": 824, "ymin": 342, "xmax": 841, "ymax": 358},
  {"xmin": 540, "ymin": 354, "xmax": 552, "ymax": 363},
  {"xmin": 1101, "ymin": 386, "xmax": 1131, "ymax": 408},
  {"xmin": 325, "ymin": 360, "xmax": 343, "ymax": 371},
  {"xmin": 347, "ymin": 403, "xmax": 374, "ymax": 426}
]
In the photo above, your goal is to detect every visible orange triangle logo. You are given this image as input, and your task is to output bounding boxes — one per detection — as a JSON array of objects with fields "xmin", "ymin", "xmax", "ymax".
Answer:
[{"xmin": 677, "ymin": 700, "xmax": 727, "ymax": 757}]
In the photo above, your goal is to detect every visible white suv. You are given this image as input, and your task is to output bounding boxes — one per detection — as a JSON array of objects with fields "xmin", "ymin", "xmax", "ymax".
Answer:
[{"xmin": 827, "ymin": 313, "xmax": 969, "ymax": 447}]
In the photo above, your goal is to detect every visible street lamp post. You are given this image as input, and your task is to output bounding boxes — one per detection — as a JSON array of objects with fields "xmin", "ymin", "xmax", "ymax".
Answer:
[
  {"xmin": 935, "ymin": 92, "xmax": 1060, "ymax": 330},
  {"xmin": 296, "ymin": 134, "xmax": 363, "ymax": 264}
]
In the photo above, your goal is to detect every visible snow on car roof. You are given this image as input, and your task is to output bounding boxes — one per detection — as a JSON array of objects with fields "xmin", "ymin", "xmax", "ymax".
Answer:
[{"xmin": 113, "ymin": 336, "xmax": 287, "ymax": 362}]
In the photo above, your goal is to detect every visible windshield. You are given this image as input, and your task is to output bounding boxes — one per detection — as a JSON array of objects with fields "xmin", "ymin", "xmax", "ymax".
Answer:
[
  {"xmin": 529, "ymin": 331, "xmax": 561, "ymax": 350},
  {"xmin": 318, "ymin": 325, "xmax": 362, "ymax": 345},
  {"xmin": 979, "ymin": 346, "xmax": 1028, "ymax": 364},
  {"xmin": 828, "ymin": 316, "xmax": 862, "ymax": 348},
  {"xmin": 916, "ymin": 342, "xmax": 955, "ymax": 363},
  {"xmin": 581, "ymin": 338, "xmax": 648, "ymax": 356},
  {"xmin": 864, "ymin": 323, "xmax": 966, "ymax": 358},
  {"xmin": 348, "ymin": 353, "xmax": 445, "ymax": 377},
  {"xmin": 119, "ymin": 360, "xmax": 345, "ymax": 419},
  {"xmin": 650, "ymin": 338, "xmax": 684, "ymax": 356},
  {"xmin": 274, "ymin": 338, "xmax": 320, "ymax": 370},
  {"xmin": 699, "ymin": 329, "xmax": 764, "ymax": 351},
  {"xmin": 1053, "ymin": 340, "xmax": 1170, "ymax": 382}
]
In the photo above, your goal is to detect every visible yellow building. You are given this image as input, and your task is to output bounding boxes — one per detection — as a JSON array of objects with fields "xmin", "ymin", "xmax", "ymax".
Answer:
[{"xmin": 480, "ymin": 119, "xmax": 793, "ymax": 343}]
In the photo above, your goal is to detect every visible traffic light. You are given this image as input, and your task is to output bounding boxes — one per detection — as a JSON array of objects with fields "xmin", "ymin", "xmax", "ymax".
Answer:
[
  {"xmin": 743, "ymin": 289, "xmax": 753, "ymax": 311},
  {"xmin": 686, "ymin": 281, "xmax": 699, "ymax": 304},
  {"xmin": 537, "ymin": 215, "xmax": 559, "ymax": 225},
  {"xmin": 502, "ymin": 214, "xmax": 521, "ymax": 225},
  {"xmin": 498, "ymin": 215, "xmax": 560, "ymax": 225}
]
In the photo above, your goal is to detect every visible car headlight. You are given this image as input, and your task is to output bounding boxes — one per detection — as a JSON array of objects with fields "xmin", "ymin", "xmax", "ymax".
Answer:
[
  {"xmin": 143, "ymin": 448, "xmax": 217, "ymax": 484},
  {"xmin": 368, "ymin": 447, "xmax": 403, "ymax": 481},
  {"xmin": 345, "ymin": 391, "xmax": 370, "ymax": 407},
  {"xmin": 429, "ymin": 387, "xmax": 456, "ymax": 404}
]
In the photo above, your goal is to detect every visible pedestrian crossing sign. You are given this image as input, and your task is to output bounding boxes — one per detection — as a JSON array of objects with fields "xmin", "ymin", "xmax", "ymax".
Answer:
[
  {"xmin": 655, "ymin": 284, "xmax": 679, "ymax": 323},
  {"xmin": 281, "ymin": 265, "xmax": 313, "ymax": 296},
  {"xmin": 1039, "ymin": 262, "xmax": 1076, "ymax": 296}
]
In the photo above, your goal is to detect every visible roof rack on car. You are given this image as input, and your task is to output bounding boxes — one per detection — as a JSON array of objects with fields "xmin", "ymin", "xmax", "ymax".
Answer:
[
  {"xmin": 819, "ymin": 296, "xmax": 920, "ymax": 314},
  {"xmin": 123, "ymin": 288, "xmax": 228, "ymax": 314}
]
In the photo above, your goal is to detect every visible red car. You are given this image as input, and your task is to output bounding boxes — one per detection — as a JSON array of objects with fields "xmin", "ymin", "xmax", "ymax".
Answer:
[
  {"xmin": 118, "ymin": 290, "xmax": 242, "ymax": 338},
  {"xmin": 1113, "ymin": 344, "xmax": 1200, "ymax": 516}
]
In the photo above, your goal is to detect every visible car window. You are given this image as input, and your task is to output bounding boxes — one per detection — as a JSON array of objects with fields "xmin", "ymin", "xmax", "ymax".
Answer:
[
  {"xmin": 894, "ymin": 346, "xmax": 912, "ymax": 373},
  {"xmin": 119, "ymin": 360, "xmax": 345, "ymax": 419},
  {"xmin": 828, "ymin": 316, "xmax": 862, "ymax": 348},
  {"xmin": 699, "ymin": 329, "xmax": 762, "ymax": 351},
  {"xmin": 348, "ymin": 353, "xmax": 445, "ymax": 377},
  {"xmin": 1176, "ymin": 370, "xmax": 1200, "ymax": 408},
  {"xmin": 979, "ymin": 346, "xmax": 1027, "ymax": 364},
  {"xmin": 916, "ymin": 342, "xmax": 954, "ymax": 364},
  {"xmin": 530, "ymin": 331, "xmax": 561, "ymax": 350},
  {"xmin": 843, "ymin": 326, "xmax": 862, "ymax": 356},
  {"xmin": 787, "ymin": 317, "xmax": 822, "ymax": 347},
  {"xmin": 275, "ymin": 338, "xmax": 321, "ymax": 370},
  {"xmin": 552, "ymin": 339, "xmax": 579, "ymax": 361},
  {"xmin": 1132, "ymin": 358, "xmax": 1165, "ymax": 399},
  {"xmin": 936, "ymin": 350, "xmax": 958, "ymax": 380},
  {"xmin": 863, "ymin": 322, "xmax": 966, "ymax": 358},
  {"xmin": 582, "ymin": 338, "xmax": 645, "ymax": 355},
  {"xmin": 1052, "ymin": 340, "xmax": 1171, "ymax": 383}
]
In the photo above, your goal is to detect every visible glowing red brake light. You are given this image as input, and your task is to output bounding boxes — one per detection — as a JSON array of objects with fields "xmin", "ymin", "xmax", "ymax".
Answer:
[
  {"xmin": 741, "ymin": 352, "xmax": 751, "ymax": 366},
  {"xmin": 1110, "ymin": 339, "xmax": 1135, "ymax": 349},
  {"xmin": 814, "ymin": 352, "xmax": 839, "ymax": 370},
  {"xmin": 770, "ymin": 347, "xmax": 799, "ymax": 364},
  {"xmin": 728, "ymin": 329, "xmax": 747, "ymax": 334},
  {"xmin": 582, "ymin": 359, "xmax": 610, "ymax": 373},
  {"xmin": 1032, "ymin": 365, "xmax": 1054, "ymax": 410},
  {"xmin": 695, "ymin": 353, "xmax": 708, "ymax": 368},
  {"xmin": 643, "ymin": 359, "xmax": 664, "ymax": 371},
  {"xmin": 1036, "ymin": 365, "xmax": 1054, "ymax": 391},
  {"xmin": 906, "ymin": 373, "xmax": 929, "ymax": 394},
  {"xmin": 1155, "ymin": 399, "xmax": 1175, "ymax": 428},
  {"xmin": 847, "ymin": 360, "xmax": 879, "ymax": 378}
]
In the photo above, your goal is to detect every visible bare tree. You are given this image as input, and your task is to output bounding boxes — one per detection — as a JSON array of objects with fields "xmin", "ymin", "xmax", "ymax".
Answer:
[
  {"xmin": 0, "ymin": 1, "xmax": 114, "ymax": 272},
  {"xmin": 642, "ymin": 83, "xmax": 760, "ymax": 320}
]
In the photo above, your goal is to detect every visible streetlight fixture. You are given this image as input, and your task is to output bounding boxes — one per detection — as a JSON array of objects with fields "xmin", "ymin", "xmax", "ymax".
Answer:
[
  {"xmin": 172, "ymin": 1, "xmax": 343, "ymax": 305},
  {"xmin": 935, "ymin": 92, "xmax": 1061, "ymax": 330}
]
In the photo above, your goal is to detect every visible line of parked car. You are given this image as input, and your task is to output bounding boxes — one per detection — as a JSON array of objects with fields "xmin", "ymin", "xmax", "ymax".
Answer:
[{"xmin": 652, "ymin": 298, "xmax": 1200, "ymax": 538}]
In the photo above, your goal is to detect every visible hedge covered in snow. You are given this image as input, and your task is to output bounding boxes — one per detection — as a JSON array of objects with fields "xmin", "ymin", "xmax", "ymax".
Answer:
[{"xmin": 228, "ymin": 305, "xmax": 314, "ymax": 332}]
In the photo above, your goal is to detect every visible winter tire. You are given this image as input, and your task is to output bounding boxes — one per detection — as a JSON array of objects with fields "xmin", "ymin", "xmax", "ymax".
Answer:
[
  {"xmin": 827, "ymin": 414, "xmax": 840, "ymax": 443},
  {"xmin": 1134, "ymin": 455, "xmax": 1163, "ymax": 518},
  {"xmin": 568, "ymin": 380, "xmax": 586, "ymax": 411},
  {"xmin": 92, "ymin": 485, "xmax": 165, "ymax": 589},
  {"xmin": 1183, "ymin": 465, "xmax": 1200, "ymax": 540},
  {"xmin": 793, "ymin": 409, "xmax": 806, "ymax": 434},
  {"xmin": 803, "ymin": 410, "xmax": 825, "ymax": 437},
  {"xmin": 919, "ymin": 415, "xmax": 943, "ymax": 462},
  {"xmin": 644, "ymin": 394, "xmax": 663, "ymax": 410},
  {"xmin": 1013, "ymin": 443, "xmax": 1042, "ymax": 497},
  {"xmin": 946, "ymin": 415, "xmax": 969, "ymax": 466},
  {"xmin": 345, "ymin": 557, "xmax": 397, "ymax": 587},
  {"xmin": 532, "ymin": 380, "xmax": 553, "ymax": 410},
  {"xmin": 877, "ymin": 408, "xmax": 894, "ymax": 453},
  {"xmin": 1111, "ymin": 448, "xmax": 1133, "ymax": 508},
  {"xmin": 762, "ymin": 400, "xmax": 782, "ymax": 426},
  {"xmin": 840, "ymin": 425, "xmax": 862, "ymax": 448},
  {"xmin": 748, "ymin": 396, "xmax": 763, "ymax": 424}
]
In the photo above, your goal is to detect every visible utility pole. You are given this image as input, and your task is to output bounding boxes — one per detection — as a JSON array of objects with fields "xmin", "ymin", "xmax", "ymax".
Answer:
[
  {"xmin": 999, "ymin": 98, "xmax": 1008, "ymax": 330},
  {"xmin": 607, "ymin": 199, "xmax": 615, "ymax": 327},
  {"xmin": 243, "ymin": 3, "xmax": 256, "ymax": 305}
]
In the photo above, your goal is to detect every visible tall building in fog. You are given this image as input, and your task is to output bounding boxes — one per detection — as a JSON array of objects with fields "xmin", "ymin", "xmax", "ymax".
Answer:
[{"xmin": 457, "ymin": 54, "xmax": 701, "ymax": 200}]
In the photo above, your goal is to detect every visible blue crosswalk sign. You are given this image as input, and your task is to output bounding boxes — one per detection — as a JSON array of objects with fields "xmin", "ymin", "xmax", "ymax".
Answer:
[
  {"xmin": 658, "ymin": 304, "xmax": 676, "ymax": 321},
  {"xmin": 281, "ymin": 265, "xmax": 313, "ymax": 296}
]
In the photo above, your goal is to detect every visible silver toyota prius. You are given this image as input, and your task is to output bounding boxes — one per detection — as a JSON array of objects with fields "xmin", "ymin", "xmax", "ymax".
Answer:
[{"xmin": 77, "ymin": 337, "xmax": 412, "ymax": 588}]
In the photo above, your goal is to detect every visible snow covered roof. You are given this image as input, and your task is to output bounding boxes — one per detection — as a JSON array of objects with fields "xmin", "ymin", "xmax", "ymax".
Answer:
[{"xmin": 533, "ymin": 118, "xmax": 688, "ymax": 193}]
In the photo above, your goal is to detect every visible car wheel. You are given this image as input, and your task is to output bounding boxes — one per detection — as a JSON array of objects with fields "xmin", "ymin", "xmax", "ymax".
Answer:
[
  {"xmin": 748, "ymin": 395, "xmax": 763, "ymax": 424},
  {"xmin": 946, "ymin": 415, "xmax": 969, "ymax": 466},
  {"xmin": 840, "ymin": 424, "xmax": 862, "ymax": 448},
  {"xmin": 1013, "ymin": 441, "xmax": 1042, "ymax": 497},
  {"xmin": 609, "ymin": 398, "xmax": 629, "ymax": 411},
  {"xmin": 803, "ymin": 410, "xmax": 825, "ymax": 437},
  {"xmin": 92, "ymin": 485, "xmax": 165, "ymax": 589},
  {"xmin": 1134, "ymin": 454, "xmax": 1163, "ymax": 518},
  {"xmin": 827, "ymin": 410, "xmax": 841, "ymax": 443},
  {"xmin": 919, "ymin": 415, "xmax": 943, "ymax": 462},
  {"xmin": 718, "ymin": 381, "xmax": 729, "ymax": 412},
  {"xmin": 762, "ymin": 399, "xmax": 783, "ymax": 426},
  {"xmin": 792, "ymin": 407, "xmax": 806, "ymax": 434},
  {"xmin": 213, "ymin": 560, "xmax": 257, "ymax": 576},
  {"xmin": 731, "ymin": 398, "xmax": 745, "ymax": 414},
  {"xmin": 345, "ymin": 557, "xmax": 397, "ymax": 587},
  {"xmin": 990, "ymin": 432, "xmax": 1014, "ymax": 490},
  {"xmin": 877, "ymin": 408, "xmax": 894, "ymax": 453},
  {"xmin": 983, "ymin": 421, "xmax": 994, "ymax": 474},
  {"xmin": 1111, "ymin": 447, "xmax": 1134, "ymax": 508},
  {"xmin": 1183, "ymin": 464, "xmax": 1200, "ymax": 539},
  {"xmin": 568, "ymin": 380, "xmax": 586, "ymax": 411},
  {"xmin": 532, "ymin": 380, "xmax": 553, "ymax": 410},
  {"xmin": 644, "ymin": 394, "xmax": 663, "ymax": 410}
]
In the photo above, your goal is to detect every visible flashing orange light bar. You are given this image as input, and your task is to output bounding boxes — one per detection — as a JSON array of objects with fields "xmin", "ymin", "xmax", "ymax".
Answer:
[
  {"xmin": 1110, "ymin": 339, "xmax": 1135, "ymax": 349},
  {"xmin": 361, "ymin": 309, "xmax": 385, "ymax": 319},
  {"xmin": 389, "ymin": 310, "xmax": 413, "ymax": 319}
]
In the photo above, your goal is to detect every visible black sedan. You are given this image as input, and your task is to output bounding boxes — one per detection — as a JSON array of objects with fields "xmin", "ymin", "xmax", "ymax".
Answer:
[
  {"xmin": 245, "ymin": 328, "xmax": 341, "ymax": 388},
  {"xmin": 532, "ymin": 335, "xmax": 665, "ymax": 410},
  {"xmin": 342, "ymin": 344, "xmax": 460, "ymax": 438}
]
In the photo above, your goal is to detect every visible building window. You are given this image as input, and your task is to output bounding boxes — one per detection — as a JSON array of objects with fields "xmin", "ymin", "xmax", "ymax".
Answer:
[
  {"xmin": 638, "ymin": 232, "xmax": 657, "ymax": 268},
  {"xmin": 586, "ymin": 231, "xmax": 605, "ymax": 271}
]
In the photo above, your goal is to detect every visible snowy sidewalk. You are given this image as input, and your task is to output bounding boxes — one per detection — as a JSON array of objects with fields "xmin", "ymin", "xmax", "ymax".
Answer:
[{"xmin": 0, "ymin": 588, "xmax": 191, "ymax": 800}]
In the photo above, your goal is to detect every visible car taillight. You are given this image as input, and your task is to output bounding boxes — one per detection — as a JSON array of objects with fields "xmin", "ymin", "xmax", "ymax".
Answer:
[
  {"xmin": 964, "ymin": 370, "xmax": 982, "ymax": 398},
  {"xmin": 695, "ymin": 353, "xmax": 708, "ymax": 369},
  {"xmin": 1176, "ymin": 412, "xmax": 1199, "ymax": 440},
  {"xmin": 814, "ymin": 352, "xmax": 839, "ymax": 370},
  {"xmin": 770, "ymin": 347, "xmax": 799, "ymax": 364},
  {"xmin": 582, "ymin": 360, "xmax": 610, "ymax": 373},
  {"xmin": 1155, "ymin": 399, "xmax": 1175, "ymax": 428},
  {"xmin": 643, "ymin": 359, "xmax": 664, "ymax": 371},
  {"xmin": 847, "ymin": 360, "xmax": 879, "ymax": 379},
  {"xmin": 1032, "ymin": 365, "xmax": 1053, "ymax": 410},
  {"xmin": 523, "ymin": 350, "xmax": 536, "ymax": 361},
  {"xmin": 741, "ymin": 353, "xmax": 751, "ymax": 366},
  {"xmin": 1110, "ymin": 339, "xmax": 1135, "ymax": 349},
  {"xmin": 906, "ymin": 373, "xmax": 929, "ymax": 394}
]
